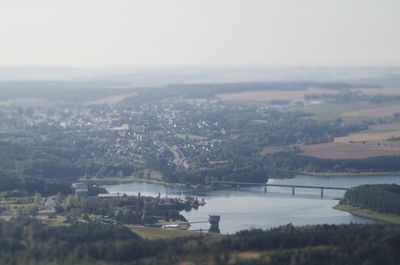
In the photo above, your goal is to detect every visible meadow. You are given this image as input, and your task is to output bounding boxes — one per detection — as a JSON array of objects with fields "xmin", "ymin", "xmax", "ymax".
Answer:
[
  {"xmin": 215, "ymin": 88, "xmax": 337, "ymax": 103},
  {"xmin": 299, "ymin": 142, "xmax": 400, "ymax": 159},
  {"xmin": 335, "ymin": 123, "xmax": 400, "ymax": 143}
]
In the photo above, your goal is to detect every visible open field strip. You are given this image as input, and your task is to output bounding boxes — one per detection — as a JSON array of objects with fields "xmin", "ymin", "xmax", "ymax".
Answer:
[
  {"xmin": 342, "ymin": 104, "xmax": 400, "ymax": 118},
  {"xmin": 334, "ymin": 204, "xmax": 400, "ymax": 225},
  {"xmin": 216, "ymin": 88, "xmax": 337, "ymax": 103},
  {"xmin": 125, "ymin": 225, "xmax": 217, "ymax": 240},
  {"xmin": 354, "ymin": 88, "xmax": 400, "ymax": 96},
  {"xmin": 334, "ymin": 123, "xmax": 400, "ymax": 144},
  {"xmin": 335, "ymin": 131, "xmax": 400, "ymax": 143},
  {"xmin": 290, "ymin": 102, "xmax": 391, "ymax": 121},
  {"xmin": 300, "ymin": 142, "xmax": 400, "ymax": 159},
  {"xmin": 85, "ymin": 92, "xmax": 137, "ymax": 105}
]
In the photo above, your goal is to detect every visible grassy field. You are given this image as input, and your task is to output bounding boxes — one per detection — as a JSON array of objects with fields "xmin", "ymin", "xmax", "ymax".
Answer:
[
  {"xmin": 85, "ymin": 92, "xmax": 137, "ymax": 105},
  {"xmin": 216, "ymin": 88, "xmax": 338, "ymax": 104},
  {"xmin": 291, "ymin": 102, "xmax": 392, "ymax": 122},
  {"xmin": 335, "ymin": 122, "xmax": 400, "ymax": 144},
  {"xmin": 42, "ymin": 215, "xmax": 70, "ymax": 227},
  {"xmin": 368, "ymin": 122, "xmax": 400, "ymax": 133},
  {"xmin": 343, "ymin": 104, "xmax": 400, "ymax": 118},
  {"xmin": 299, "ymin": 142, "xmax": 400, "ymax": 159},
  {"xmin": 215, "ymin": 87, "xmax": 400, "ymax": 119},
  {"xmin": 1, "ymin": 196, "xmax": 34, "ymax": 214},
  {"xmin": 334, "ymin": 204, "xmax": 400, "ymax": 225},
  {"xmin": 335, "ymin": 132, "xmax": 400, "ymax": 143},
  {"xmin": 125, "ymin": 225, "xmax": 218, "ymax": 240},
  {"xmin": 354, "ymin": 88, "xmax": 400, "ymax": 96}
]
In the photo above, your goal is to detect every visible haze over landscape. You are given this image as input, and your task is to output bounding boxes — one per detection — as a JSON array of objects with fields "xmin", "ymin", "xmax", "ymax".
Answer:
[
  {"xmin": 1, "ymin": 1, "xmax": 400, "ymax": 265},
  {"xmin": 1, "ymin": 0, "xmax": 399, "ymax": 68}
]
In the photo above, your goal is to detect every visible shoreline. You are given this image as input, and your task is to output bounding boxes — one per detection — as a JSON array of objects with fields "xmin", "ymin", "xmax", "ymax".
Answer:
[
  {"xmin": 86, "ymin": 172, "xmax": 400, "ymax": 189},
  {"xmin": 83, "ymin": 176, "xmax": 214, "ymax": 191},
  {"xmin": 87, "ymin": 174, "xmax": 400, "ymax": 197},
  {"xmin": 333, "ymin": 204, "xmax": 400, "ymax": 225},
  {"xmin": 299, "ymin": 171, "xmax": 400, "ymax": 177}
]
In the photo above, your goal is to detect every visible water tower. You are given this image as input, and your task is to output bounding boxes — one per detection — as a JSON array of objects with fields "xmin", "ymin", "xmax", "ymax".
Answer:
[{"xmin": 208, "ymin": 215, "xmax": 220, "ymax": 233}]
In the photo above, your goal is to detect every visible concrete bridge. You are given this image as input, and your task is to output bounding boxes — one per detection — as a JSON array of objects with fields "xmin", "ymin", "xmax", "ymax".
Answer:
[{"xmin": 211, "ymin": 180, "xmax": 349, "ymax": 198}]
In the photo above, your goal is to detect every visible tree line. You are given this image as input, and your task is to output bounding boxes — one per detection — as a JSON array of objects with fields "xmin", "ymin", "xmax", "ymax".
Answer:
[
  {"xmin": 341, "ymin": 184, "xmax": 400, "ymax": 215},
  {"xmin": 0, "ymin": 218, "xmax": 399, "ymax": 265},
  {"xmin": 263, "ymin": 151, "xmax": 400, "ymax": 174}
]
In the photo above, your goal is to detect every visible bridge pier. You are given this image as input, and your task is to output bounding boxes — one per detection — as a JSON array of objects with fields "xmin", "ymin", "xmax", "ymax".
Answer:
[
  {"xmin": 321, "ymin": 188, "xmax": 324, "ymax": 198},
  {"xmin": 292, "ymin": 186, "xmax": 295, "ymax": 196},
  {"xmin": 264, "ymin": 185, "xmax": 267, "ymax": 193}
]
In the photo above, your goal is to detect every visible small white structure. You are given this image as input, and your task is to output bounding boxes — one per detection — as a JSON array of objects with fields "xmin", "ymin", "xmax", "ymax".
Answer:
[{"xmin": 162, "ymin": 224, "xmax": 180, "ymax": 229}]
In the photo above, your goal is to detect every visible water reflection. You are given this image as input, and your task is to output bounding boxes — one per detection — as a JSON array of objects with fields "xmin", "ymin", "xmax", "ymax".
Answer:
[{"xmin": 105, "ymin": 175, "xmax": 400, "ymax": 234}]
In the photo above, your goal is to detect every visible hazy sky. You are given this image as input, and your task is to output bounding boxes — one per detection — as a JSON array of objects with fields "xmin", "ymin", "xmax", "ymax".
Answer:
[{"xmin": 1, "ymin": 0, "xmax": 399, "ymax": 68}]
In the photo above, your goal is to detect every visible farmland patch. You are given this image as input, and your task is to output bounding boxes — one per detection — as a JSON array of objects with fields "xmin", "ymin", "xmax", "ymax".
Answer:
[{"xmin": 299, "ymin": 142, "xmax": 400, "ymax": 159}]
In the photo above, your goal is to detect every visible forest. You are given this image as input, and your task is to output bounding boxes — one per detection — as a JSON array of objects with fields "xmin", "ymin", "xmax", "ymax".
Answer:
[
  {"xmin": 0, "ymin": 218, "xmax": 399, "ymax": 265},
  {"xmin": 340, "ymin": 184, "xmax": 400, "ymax": 215},
  {"xmin": 263, "ymin": 151, "xmax": 400, "ymax": 174}
]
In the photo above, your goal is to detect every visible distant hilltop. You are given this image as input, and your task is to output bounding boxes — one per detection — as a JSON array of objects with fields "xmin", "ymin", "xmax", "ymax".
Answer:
[{"xmin": 1, "ymin": 66, "xmax": 400, "ymax": 87}]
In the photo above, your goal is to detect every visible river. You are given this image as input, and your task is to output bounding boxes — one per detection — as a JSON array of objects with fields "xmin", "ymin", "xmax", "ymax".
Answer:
[{"xmin": 104, "ymin": 175, "xmax": 400, "ymax": 234}]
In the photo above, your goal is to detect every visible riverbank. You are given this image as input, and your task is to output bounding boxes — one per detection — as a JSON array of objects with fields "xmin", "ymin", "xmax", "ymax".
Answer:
[
  {"xmin": 334, "ymin": 204, "xmax": 400, "ymax": 225},
  {"xmin": 81, "ymin": 175, "xmax": 214, "ymax": 191},
  {"xmin": 83, "ymin": 172, "xmax": 400, "ymax": 192}
]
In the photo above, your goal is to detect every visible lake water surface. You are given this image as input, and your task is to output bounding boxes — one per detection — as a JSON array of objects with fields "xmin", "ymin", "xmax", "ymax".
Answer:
[{"xmin": 104, "ymin": 175, "xmax": 400, "ymax": 234}]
